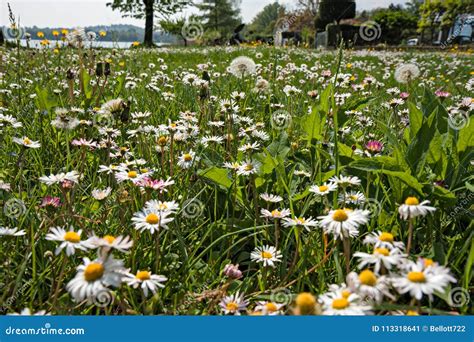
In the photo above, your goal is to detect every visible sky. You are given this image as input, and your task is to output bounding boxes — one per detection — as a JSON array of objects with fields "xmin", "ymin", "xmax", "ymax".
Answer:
[{"xmin": 1, "ymin": 0, "xmax": 407, "ymax": 27}]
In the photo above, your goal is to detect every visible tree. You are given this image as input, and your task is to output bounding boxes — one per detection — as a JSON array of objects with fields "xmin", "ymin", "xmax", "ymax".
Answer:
[
  {"xmin": 247, "ymin": 2, "xmax": 285, "ymax": 38},
  {"xmin": 315, "ymin": 0, "xmax": 355, "ymax": 30},
  {"xmin": 160, "ymin": 18, "xmax": 189, "ymax": 46},
  {"xmin": 372, "ymin": 7, "xmax": 418, "ymax": 44},
  {"xmin": 195, "ymin": 0, "xmax": 241, "ymax": 40},
  {"xmin": 107, "ymin": 0, "xmax": 190, "ymax": 46}
]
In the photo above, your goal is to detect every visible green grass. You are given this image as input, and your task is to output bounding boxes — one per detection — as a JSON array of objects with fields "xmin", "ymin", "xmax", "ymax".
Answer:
[{"xmin": 0, "ymin": 44, "xmax": 472, "ymax": 315}]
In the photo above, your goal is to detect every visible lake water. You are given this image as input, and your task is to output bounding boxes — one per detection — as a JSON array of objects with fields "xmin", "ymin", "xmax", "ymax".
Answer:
[{"xmin": 13, "ymin": 39, "xmax": 170, "ymax": 49}]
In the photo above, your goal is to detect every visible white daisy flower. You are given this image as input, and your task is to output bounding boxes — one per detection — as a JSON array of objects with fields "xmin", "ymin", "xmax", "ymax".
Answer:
[
  {"xmin": 0, "ymin": 181, "xmax": 11, "ymax": 191},
  {"xmin": 398, "ymin": 197, "xmax": 436, "ymax": 220},
  {"xmin": 319, "ymin": 288, "xmax": 372, "ymax": 315},
  {"xmin": 318, "ymin": 208, "xmax": 370, "ymax": 240},
  {"xmin": 354, "ymin": 247, "xmax": 407, "ymax": 273},
  {"xmin": 0, "ymin": 227, "xmax": 26, "ymax": 236},
  {"xmin": 250, "ymin": 245, "xmax": 282, "ymax": 267},
  {"xmin": 145, "ymin": 199, "xmax": 180, "ymax": 213},
  {"xmin": 219, "ymin": 292, "xmax": 248, "ymax": 315},
  {"xmin": 114, "ymin": 170, "xmax": 145, "ymax": 183},
  {"xmin": 237, "ymin": 160, "xmax": 259, "ymax": 176},
  {"xmin": 282, "ymin": 217, "xmax": 318, "ymax": 231},
  {"xmin": 309, "ymin": 182, "xmax": 337, "ymax": 196},
  {"xmin": 132, "ymin": 208, "xmax": 174, "ymax": 234},
  {"xmin": 8, "ymin": 308, "xmax": 48, "ymax": 316},
  {"xmin": 123, "ymin": 270, "xmax": 167, "ymax": 297},
  {"xmin": 13, "ymin": 136, "xmax": 41, "ymax": 148},
  {"xmin": 89, "ymin": 235, "xmax": 133, "ymax": 253},
  {"xmin": 347, "ymin": 270, "xmax": 394, "ymax": 304},
  {"xmin": 260, "ymin": 208, "xmax": 291, "ymax": 220},
  {"xmin": 66, "ymin": 256, "xmax": 124, "ymax": 302},
  {"xmin": 259, "ymin": 193, "xmax": 283, "ymax": 203},
  {"xmin": 339, "ymin": 191, "xmax": 366, "ymax": 205},
  {"xmin": 392, "ymin": 259, "xmax": 456, "ymax": 300},
  {"xmin": 363, "ymin": 231, "xmax": 405, "ymax": 250},
  {"xmin": 39, "ymin": 171, "xmax": 80, "ymax": 186},
  {"xmin": 254, "ymin": 301, "xmax": 285, "ymax": 315},
  {"xmin": 223, "ymin": 161, "xmax": 241, "ymax": 171},
  {"xmin": 328, "ymin": 175, "xmax": 361, "ymax": 187},
  {"xmin": 177, "ymin": 150, "xmax": 199, "ymax": 169},
  {"xmin": 91, "ymin": 187, "xmax": 112, "ymax": 201},
  {"xmin": 45, "ymin": 226, "xmax": 93, "ymax": 256}
]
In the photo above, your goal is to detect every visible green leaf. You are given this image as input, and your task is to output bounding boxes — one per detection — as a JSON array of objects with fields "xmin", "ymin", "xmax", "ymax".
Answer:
[
  {"xmin": 267, "ymin": 132, "xmax": 290, "ymax": 159},
  {"xmin": 34, "ymin": 86, "xmax": 56, "ymax": 111},
  {"xmin": 408, "ymin": 102, "xmax": 423, "ymax": 139},
  {"xmin": 349, "ymin": 156, "xmax": 401, "ymax": 172},
  {"xmin": 198, "ymin": 167, "xmax": 232, "ymax": 189},
  {"xmin": 457, "ymin": 118, "xmax": 474, "ymax": 154},
  {"xmin": 382, "ymin": 170, "xmax": 424, "ymax": 195}
]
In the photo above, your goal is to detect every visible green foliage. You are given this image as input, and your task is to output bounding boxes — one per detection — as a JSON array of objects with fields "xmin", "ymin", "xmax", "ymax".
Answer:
[
  {"xmin": 372, "ymin": 7, "xmax": 418, "ymax": 44},
  {"xmin": 195, "ymin": 0, "xmax": 241, "ymax": 40},
  {"xmin": 246, "ymin": 2, "xmax": 284, "ymax": 39},
  {"xmin": 315, "ymin": 0, "xmax": 356, "ymax": 29}
]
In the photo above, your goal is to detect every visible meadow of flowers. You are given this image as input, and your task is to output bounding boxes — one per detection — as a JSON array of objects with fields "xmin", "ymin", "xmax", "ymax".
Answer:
[{"xmin": 0, "ymin": 37, "xmax": 473, "ymax": 316}]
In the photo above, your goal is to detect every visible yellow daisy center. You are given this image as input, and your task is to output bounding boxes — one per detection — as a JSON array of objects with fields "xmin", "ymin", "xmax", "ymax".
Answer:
[
  {"xmin": 379, "ymin": 232, "xmax": 394, "ymax": 242},
  {"xmin": 226, "ymin": 302, "xmax": 238, "ymax": 311},
  {"xmin": 265, "ymin": 302, "xmax": 278, "ymax": 312},
  {"xmin": 319, "ymin": 185, "xmax": 329, "ymax": 192},
  {"xmin": 271, "ymin": 209, "xmax": 281, "ymax": 216},
  {"xmin": 84, "ymin": 263, "xmax": 104, "ymax": 282},
  {"xmin": 244, "ymin": 164, "xmax": 253, "ymax": 171},
  {"xmin": 405, "ymin": 197, "xmax": 419, "ymax": 205},
  {"xmin": 406, "ymin": 310, "xmax": 419, "ymax": 316},
  {"xmin": 332, "ymin": 209, "xmax": 348, "ymax": 222},
  {"xmin": 158, "ymin": 136, "xmax": 167, "ymax": 145},
  {"xmin": 103, "ymin": 235, "xmax": 115, "ymax": 244},
  {"xmin": 374, "ymin": 248, "xmax": 390, "ymax": 256},
  {"xmin": 145, "ymin": 213, "xmax": 160, "ymax": 225},
  {"xmin": 261, "ymin": 251, "xmax": 273, "ymax": 259},
  {"xmin": 297, "ymin": 217, "xmax": 306, "ymax": 224},
  {"xmin": 424, "ymin": 258, "xmax": 434, "ymax": 267},
  {"xmin": 183, "ymin": 153, "xmax": 193, "ymax": 162},
  {"xmin": 23, "ymin": 138, "xmax": 32, "ymax": 145},
  {"xmin": 136, "ymin": 271, "xmax": 151, "ymax": 281},
  {"xmin": 64, "ymin": 231, "xmax": 80, "ymax": 243},
  {"xmin": 295, "ymin": 292, "xmax": 316, "ymax": 314},
  {"xmin": 332, "ymin": 298, "xmax": 350, "ymax": 310},
  {"xmin": 359, "ymin": 270, "xmax": 377, "ymax": 286},
  {"xmin": 407, "ymin": 271, "xmax": 426, "ymax": 283},
  {"xmin": 341, "ymin": 290, "xmax": 351, "ymax": 299},
  {"xmin": 127, "ymin": 171, "xmax": 138, "ymax": 178}
]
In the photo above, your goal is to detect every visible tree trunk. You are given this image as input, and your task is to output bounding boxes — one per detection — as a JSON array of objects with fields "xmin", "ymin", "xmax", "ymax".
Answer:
[{"xmin": 144, "ymin": 0, "xmax": 154, "ymax": 46}]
